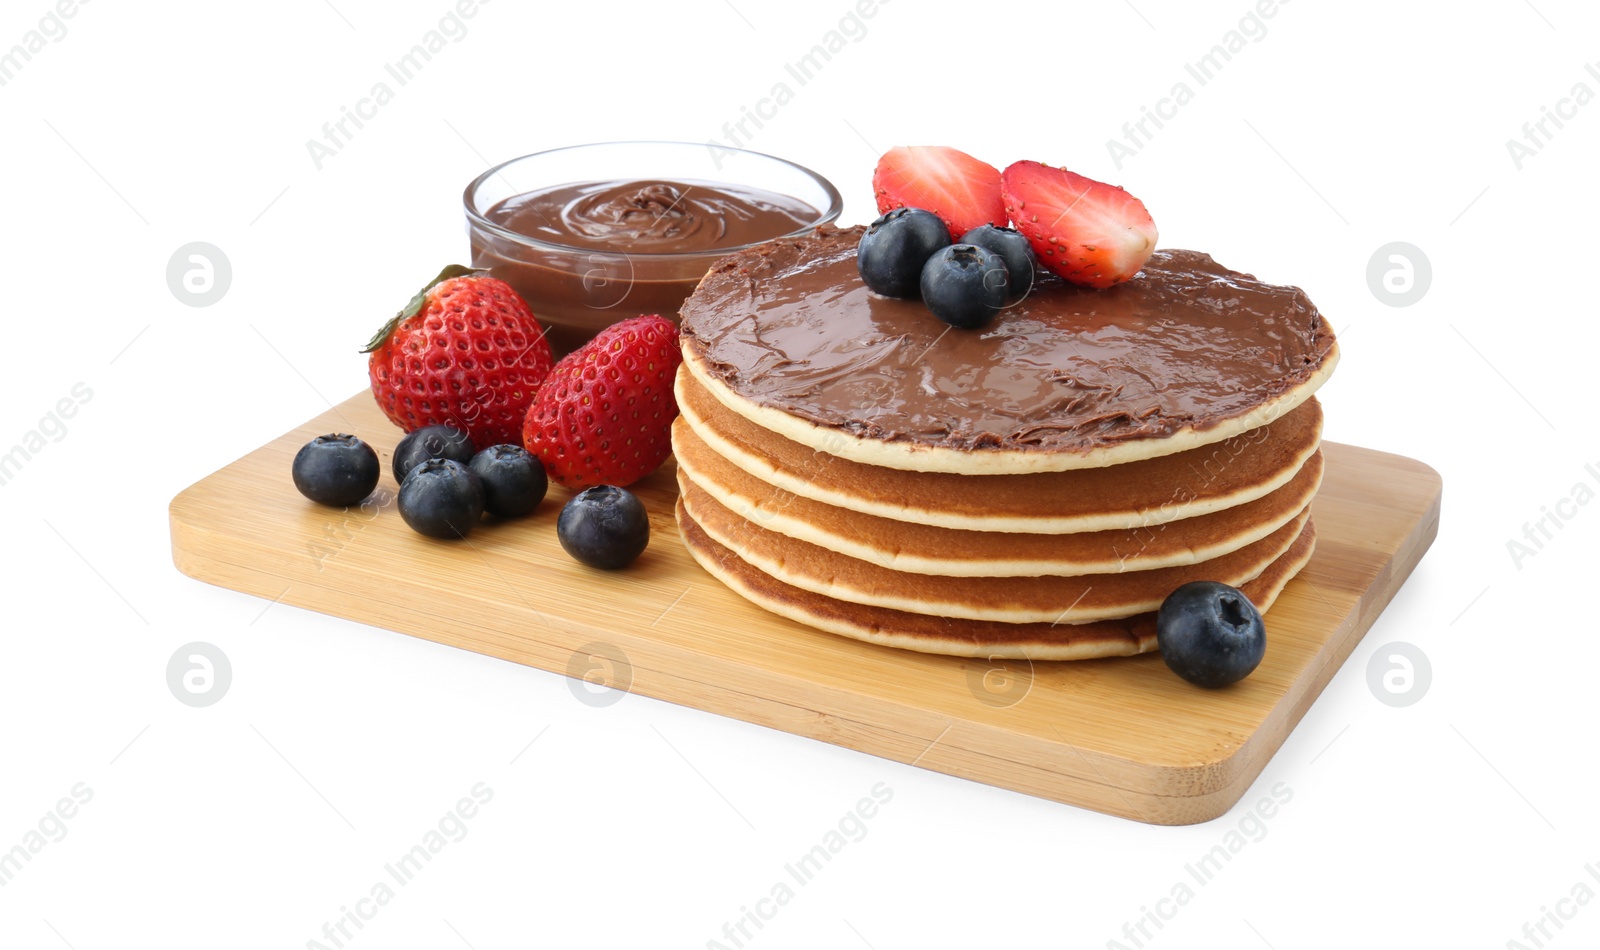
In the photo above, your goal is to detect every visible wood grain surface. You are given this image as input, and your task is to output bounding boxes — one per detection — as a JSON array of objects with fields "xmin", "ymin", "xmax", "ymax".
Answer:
[{"xmin": 169, "ymin": 392, "xmax": 1441, "ymax": 825}]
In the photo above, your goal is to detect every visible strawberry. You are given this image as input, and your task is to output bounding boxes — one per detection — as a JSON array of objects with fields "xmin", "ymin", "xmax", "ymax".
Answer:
[
  {"xmin": 1000, "ymin": 161, "xmax": 1158, "ymax": 289},
  {"xmin": 872, "ymin": 146, "xmax": 1006, "ymax": 240},
  {"xmin": 364, "ymin": 266, "xmax": 554, "ymax": 449},
  {"xmin": 522, "ymin": 314, "xmax": 682, "ymax": 490}
]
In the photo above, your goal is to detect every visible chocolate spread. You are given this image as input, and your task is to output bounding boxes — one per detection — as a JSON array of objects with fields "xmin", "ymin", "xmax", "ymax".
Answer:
[
  {"xmin": 484, "ymin": 179, "xmax": 818, "ymax": 254},
  {"xmin": 678, "ymin": 225, "xmax": 1336, "ymax": 453},
  {"xmin": 470, "ymin": 179, "xmax": 819, "ymax": 355}
]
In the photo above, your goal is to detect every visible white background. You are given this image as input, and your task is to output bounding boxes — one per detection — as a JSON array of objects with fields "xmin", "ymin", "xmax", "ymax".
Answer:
[{"xmin": 2, "ymin": 0, "xmax": 1596, "ymax": 947}]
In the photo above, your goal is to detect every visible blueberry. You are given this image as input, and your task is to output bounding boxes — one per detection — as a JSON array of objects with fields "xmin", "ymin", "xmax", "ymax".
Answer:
[
  {"xmin": 469, "ymin": 444, "xmax": 547, "ymax": 518},
  {"xmin": 393, "ymin": 424, "xmax": 475, "ymax": 484},
  {"xmin": 292, "ymin": 433, "xmax": 380, "ymax": 507},
  {"xmin": 557, "ymin": 485, "xmax": 649, "ymax": 570},
  {"xmin": 397, "ymin": 458, "xmax": 484, "ymax": 539},
  {"xmin": 959, "ymin": 224, "xmax": 1035, "ymax": 297},
  {"xmin": 919, "ymin": 244, "xmax": 1009, "ymax": 329},
  {"xmin": 1156, "ymin": 581, "xmax": 1267, "ymax": 688},
  {"xmin": 857, "ymin": 208, "xmax": 951, "ymax": 299}
]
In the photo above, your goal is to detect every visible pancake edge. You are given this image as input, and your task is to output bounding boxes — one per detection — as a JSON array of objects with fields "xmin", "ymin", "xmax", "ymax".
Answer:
[
  {"xmin": 680, "ymin": 481, "xmax": 1312, "ymax": 624},
  {"xmin": 676, "ymin": 498, "xmax": 1319, "ymax": 660},
  {"xmin": 675, "ymin": 372, "xmax": 1325, "ymax": 534},
  {"xmin": 675, "ymin": 433, "xmax": 1325, "ymax": 577},
  {"xmin": 681, "ymin": 340, "xmax": 1339, "ymax": 475}
]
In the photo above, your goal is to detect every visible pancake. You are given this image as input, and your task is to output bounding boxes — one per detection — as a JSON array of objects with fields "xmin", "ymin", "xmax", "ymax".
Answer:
[
  {"xmin": 676, "ymin": 368, "xmax": 1325, "ymax": 534},
  {"xmin": 676, "ymin": 415, "xmax": 1324, "ymax": 577},
  {"xmin": 680, "ymin": 476, "xmax": 1311, "ymax": 624},
  {"xmin": 678, "ymin": 226, "xmax": 1339, "ymax": 475},
  {"xmin": 677, "ymin": 498, "xmax": 1319, "ymax": 660},
  {"xmin": 670, "ymin": 226, "xmax": 1337, "ymax": 658}
]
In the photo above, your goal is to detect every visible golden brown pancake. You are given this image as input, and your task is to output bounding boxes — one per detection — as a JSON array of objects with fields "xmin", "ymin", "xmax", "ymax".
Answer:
[
  {"xmin": 677, "ymin": 415, "xmax": 1324, "ymax": 577},
  {"xmin": 676, "ymin": 369, "xmax": 1324, "ymax": 534},
  {"xmin": 680, "ymin": 476, "xmax": 1311, "ymax": 624},
  {"xmin": 677, "ymin": 498, "xmax": 1319, "ymax": 660}
]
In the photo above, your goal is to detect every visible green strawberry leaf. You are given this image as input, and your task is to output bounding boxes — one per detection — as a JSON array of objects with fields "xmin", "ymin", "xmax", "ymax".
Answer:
[{"xmin": 360, "ymin": 264, "xmax": 483, "ymax": 353}]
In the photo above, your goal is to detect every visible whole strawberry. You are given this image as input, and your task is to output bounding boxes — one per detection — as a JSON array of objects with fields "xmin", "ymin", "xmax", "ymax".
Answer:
[
  {"xmin": 364, "ymin": 266, "xmax": 553, "ymax": 449},
  {"xmin": 523, "ymin": 314, "xmax": 681, "ymax": 490}
]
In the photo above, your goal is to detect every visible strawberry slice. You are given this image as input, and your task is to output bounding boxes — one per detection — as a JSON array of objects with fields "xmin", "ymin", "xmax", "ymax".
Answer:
[
  {"xmin": 1000, "ymin": 161, "xmax": 1158, "ymax": 289},
  {"xmin": 873, "ymin": 146, "xmax": 1005, "ymax": 240}
]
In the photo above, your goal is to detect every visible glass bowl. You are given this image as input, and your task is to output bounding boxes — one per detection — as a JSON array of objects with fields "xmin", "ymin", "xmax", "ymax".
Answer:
[{"xmin": 464, "ymin": 141, "xmax": 843, "ymax": 355}]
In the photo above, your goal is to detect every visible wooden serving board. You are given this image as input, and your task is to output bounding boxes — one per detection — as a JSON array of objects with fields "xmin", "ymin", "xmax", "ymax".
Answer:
[{"xmin": 169, "ymin": 392, "xmax": 1440, "ymax": 825}]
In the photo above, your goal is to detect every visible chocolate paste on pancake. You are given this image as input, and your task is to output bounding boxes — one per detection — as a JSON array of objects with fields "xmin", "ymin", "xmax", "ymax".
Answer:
[{"xmin": 678, "ymin": 225, "xmax": 1336, "ymax": 453}]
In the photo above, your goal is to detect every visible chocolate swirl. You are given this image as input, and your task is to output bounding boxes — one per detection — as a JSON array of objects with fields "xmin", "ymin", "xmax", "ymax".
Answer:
[{"xmin": 484, "ymin": 179, "xmax": 816, "ymax": 253}]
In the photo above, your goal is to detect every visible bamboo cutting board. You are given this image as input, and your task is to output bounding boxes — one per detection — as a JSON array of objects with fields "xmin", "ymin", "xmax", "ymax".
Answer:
[{"xmin": 169, "ymin": 392, "xmax": 1440, "ymax": 824}]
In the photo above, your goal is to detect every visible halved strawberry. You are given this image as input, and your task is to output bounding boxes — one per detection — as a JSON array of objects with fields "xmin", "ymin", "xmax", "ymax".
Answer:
[
  {"xmin": 1000, "ymin": 161, "xmax": 1158, "ymax": 289},
  {"xmin": 873, "ymin": 146, "xmax": 1005, "ymax": 240}
]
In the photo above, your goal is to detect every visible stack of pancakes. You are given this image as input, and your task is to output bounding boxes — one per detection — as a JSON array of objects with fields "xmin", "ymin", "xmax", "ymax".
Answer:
[{"xmin": 672, "ymin": 226, "xmax": 1339, "ymax": 660}]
